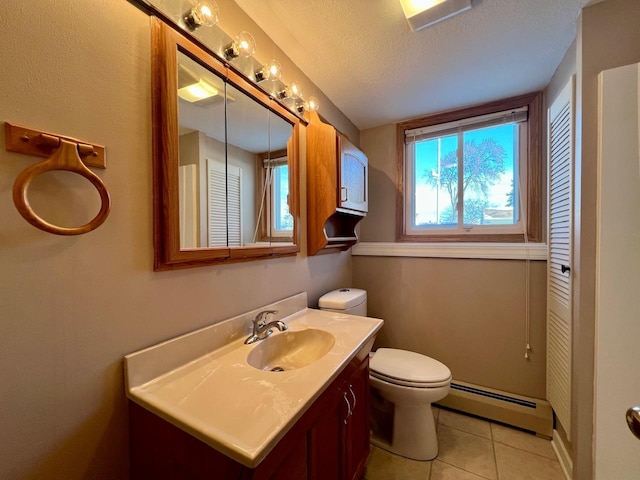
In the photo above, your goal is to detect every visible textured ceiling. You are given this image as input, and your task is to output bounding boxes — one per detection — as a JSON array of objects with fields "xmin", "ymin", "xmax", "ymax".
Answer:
[{"xmin": 233, "ymin": 0, "xmax": 590, "ymax": 130}]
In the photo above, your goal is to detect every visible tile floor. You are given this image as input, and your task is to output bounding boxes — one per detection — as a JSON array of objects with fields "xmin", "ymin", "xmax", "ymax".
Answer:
[{"xmin": 365, "ymin": 407, "xmax": 566, "ymax": 480}]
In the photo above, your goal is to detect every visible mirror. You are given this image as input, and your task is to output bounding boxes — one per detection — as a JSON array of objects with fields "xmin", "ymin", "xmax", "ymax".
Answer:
[{"xmin": 152, "ymin": 18, "xmax": 300, "ymax": 270}]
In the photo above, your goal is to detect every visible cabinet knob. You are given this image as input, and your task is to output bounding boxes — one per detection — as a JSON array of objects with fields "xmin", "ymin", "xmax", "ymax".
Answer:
[
  {"xmin": 561, "ymin": 264, "xmax": 571, "ymax": 274},
  {"xmin": 340, "ymin": 186, "xmax": 348, "ymax": 203}
]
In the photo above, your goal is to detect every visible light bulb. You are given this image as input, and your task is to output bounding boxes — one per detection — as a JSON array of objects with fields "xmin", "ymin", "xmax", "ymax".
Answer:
[
  {"xmin": 255, "ymin": 59, "xmax": 282, "ymax": 82},
  {"xmin": 184, "ymin": 0, "xmax": 219, "ymax": 31},
  {"xmin": 296, "ymin": 96, "xmax": 320, "ymax": 114},
  {"xmin": 266, "ymin": 60, "xmax": 282, "ymax": 81},
  {"xmin": 235, "ymin": 31, "xmax": 256, "ymax": 57},
  {"xmin": 277, "ymin": 82, "xmax": 303, "ymax": 100},
  {"xmin": 306, "ymin": 96, "xmax": 319, "ymax": 111},
  {"xmin": 288, "ymin": 82, "xmax": 303, "ymax": 99},
  {"xmin": 223, "ymin": 31, "xmax": 256, "ymax": 60}
]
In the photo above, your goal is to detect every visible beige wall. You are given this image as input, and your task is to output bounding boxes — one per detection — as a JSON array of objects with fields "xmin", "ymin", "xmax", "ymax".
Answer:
[
  {"xmin": 546, "ymin": 39, "xmax": 577, "ymax": 109},
  {"xmin": 355, "ymin": 118, "xmax": 548, "ymax": 399},
  {"xmin": 0, "ymin": 2, "xmax": 352, "ymax": 478},
  {"xmin": 354, "ymin": 257, "xmax": 547, "ymax": 398},
  {"xmin": 572, "ymin": 1, "xmax": 640, "ymax": 478}
]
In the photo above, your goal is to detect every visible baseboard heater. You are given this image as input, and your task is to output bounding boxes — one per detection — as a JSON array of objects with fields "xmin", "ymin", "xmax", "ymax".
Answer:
[{"xmin": 436, "ymin": 380, "xmax": 553, "ymax": 438}]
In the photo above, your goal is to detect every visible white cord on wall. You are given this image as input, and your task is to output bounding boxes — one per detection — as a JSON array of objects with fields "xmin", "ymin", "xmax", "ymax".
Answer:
[{"xmin": 516, "ymin": 153, "xmax": 532, "ymax": 360}]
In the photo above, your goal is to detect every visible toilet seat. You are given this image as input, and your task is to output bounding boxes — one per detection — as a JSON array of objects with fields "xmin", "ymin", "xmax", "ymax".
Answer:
[{"xmin": 370, "ymin": 348, "xmax": 451, "ymax": 388}]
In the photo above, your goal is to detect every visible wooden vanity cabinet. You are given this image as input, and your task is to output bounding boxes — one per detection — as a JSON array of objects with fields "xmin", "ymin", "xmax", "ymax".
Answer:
[
  {"xmin": 129, "ymin": 346, "xmax": 372, "ymax": 480},
  {"xmin": 309, "ymin": 353, "xmax": 370, "ymax": 480},
  {"xmin": 306, "ymin": 110, "xmax": 368, "ymax": 256}
]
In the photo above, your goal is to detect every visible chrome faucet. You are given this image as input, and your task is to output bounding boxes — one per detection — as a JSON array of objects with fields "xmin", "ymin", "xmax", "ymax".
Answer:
[{"xmin": 244, "ymin": 310, "xmax": 288, "ymax": 344}]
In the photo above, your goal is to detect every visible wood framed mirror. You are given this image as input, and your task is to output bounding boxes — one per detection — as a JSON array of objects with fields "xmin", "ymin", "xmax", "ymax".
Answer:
[{"xmin": 151, "ymin": 18, "xmax": 300, "ymax": 270}]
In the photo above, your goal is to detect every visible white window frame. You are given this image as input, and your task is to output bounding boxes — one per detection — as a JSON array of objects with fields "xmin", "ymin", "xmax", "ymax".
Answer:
[{"xmin": 404, "ymin": 109, "xmax": 528, "ymax": 236}]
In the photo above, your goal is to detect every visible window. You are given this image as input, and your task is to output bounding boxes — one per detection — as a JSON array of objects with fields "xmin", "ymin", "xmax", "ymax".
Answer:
[
  {"xmin": 256, "ymin": 152, "xmax": 293, "ymax": 241},
  {"xmin": 397, "ymin": 93, "xmax": 543, "ymax": 242},
  {"xmin": 270, "ymin": 162, "xmax": 293, "ymax": 236}
]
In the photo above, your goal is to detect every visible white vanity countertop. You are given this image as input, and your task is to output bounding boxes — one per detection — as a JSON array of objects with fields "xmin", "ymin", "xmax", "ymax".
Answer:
[{"xmin": 125, "ymin": 299, "xmax": 383, "ymax": 468}]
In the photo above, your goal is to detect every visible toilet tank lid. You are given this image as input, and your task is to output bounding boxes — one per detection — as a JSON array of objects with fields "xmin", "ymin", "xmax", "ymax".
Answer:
[
  {"xmin": 370, "ymin": 348, "xmax": 451, "ymax": 384},
  {"xmin": 318, "ymin": 288, "xmax": 367, "ymax": 310}
]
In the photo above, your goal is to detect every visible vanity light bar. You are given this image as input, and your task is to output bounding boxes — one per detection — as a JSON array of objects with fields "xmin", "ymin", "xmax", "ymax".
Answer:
[{"xmin": 178, "ymin": 1, "xmax": 315, "ymax": 117}]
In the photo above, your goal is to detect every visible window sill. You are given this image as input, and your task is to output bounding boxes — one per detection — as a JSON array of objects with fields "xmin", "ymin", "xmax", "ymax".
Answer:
[{"xmin": 350, "ymin": 242, "xmax": 547, "ymax": 260}]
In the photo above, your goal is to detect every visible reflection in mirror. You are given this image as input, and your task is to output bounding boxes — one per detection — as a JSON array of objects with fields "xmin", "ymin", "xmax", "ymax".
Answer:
[
  {"xmin": 224, "ymin": 81, "xmax": 269, "ymax": 247},
  {"xmin": 151, "ymin": 18, "xmax": 300, "ymax": 270},
  {"xmin": 176, "ymin": 51, "xmax": 295, "ymax": 249},
  {"xmin": 249, "ymin": 108, "xmax": 295, "ymax": 245},
  {"xmin": 175, "ymin": 51, "xmax": 226, "ymax": 248}
]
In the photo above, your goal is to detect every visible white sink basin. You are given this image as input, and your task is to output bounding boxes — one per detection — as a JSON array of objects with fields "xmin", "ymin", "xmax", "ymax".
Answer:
[{"xmin": 247, "ymin": 328, "xmax": 335, "ymax": 372}]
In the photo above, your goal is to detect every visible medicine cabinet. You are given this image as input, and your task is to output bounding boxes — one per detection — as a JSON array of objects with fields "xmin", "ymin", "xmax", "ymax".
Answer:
[{"xmin": 151, "ymin": 18, "xmax": 300, "ymax": 270}]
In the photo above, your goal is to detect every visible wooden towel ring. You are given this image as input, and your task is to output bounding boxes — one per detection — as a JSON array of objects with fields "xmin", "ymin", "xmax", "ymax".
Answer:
[{"xmin": 12, "ymin": 139, "xmax": 111, "ymax": 235}]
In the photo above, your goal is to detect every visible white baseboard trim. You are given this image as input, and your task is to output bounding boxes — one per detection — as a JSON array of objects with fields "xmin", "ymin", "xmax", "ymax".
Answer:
[{"xmin": 551, "ymin": 429, "xmax": 573, "ymax": 480}]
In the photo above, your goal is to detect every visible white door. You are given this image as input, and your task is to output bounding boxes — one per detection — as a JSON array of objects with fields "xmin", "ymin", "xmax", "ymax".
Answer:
[
  {"xmin": 594, "ymin": 62, "xmax": 640, "ymax": 479},
  {"xmin": 547, "ymin": 77, "xmax": 574, "ymax": 438}
]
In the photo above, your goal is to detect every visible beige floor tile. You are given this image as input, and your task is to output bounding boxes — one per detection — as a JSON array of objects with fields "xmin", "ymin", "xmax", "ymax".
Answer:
[
  {"xmin": 438, "ymin": 409, "xmax": 492, "ymax": 439},
  {"xmin": 494, "ymin": 443, "xmax": 565, "ymax": 480},
  {"xmin": 365, "ymin": 446, "xmax": 431, "ymax": 480},
  {"xmin": 491, "ymin": 423, "xmax": 556, "ymax": 459},
  {"xmin": 436, "ymin": 425, "xmax": 497, "ymax": 479},
  {"xmin": 431, "ymin": 460, "xmax": 491, "ymax": 479}
]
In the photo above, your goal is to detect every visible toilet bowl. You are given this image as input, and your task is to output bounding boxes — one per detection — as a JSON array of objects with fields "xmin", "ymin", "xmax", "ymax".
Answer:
[
  {"xmin": 369, "ymin": 348, "xmax": 451, "ymax": 460},
  {"xmin": 318, "ymin": 289, "xmax": 452, "ymax": 461}
]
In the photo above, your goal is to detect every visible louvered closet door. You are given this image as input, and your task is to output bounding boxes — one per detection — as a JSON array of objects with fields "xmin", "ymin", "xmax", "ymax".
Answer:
[
  {"xmin": 207, "ymin": 159, "xmax": 242, "ymax": 247},
  {"xmin": 547, "ymin": 77, "xmax": 574, "ymax": 438}
]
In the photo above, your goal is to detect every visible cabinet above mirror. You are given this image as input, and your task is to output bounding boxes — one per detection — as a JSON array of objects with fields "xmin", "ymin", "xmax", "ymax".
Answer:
[{"xmin": 152, "ymin": 18, "xmax": 300, "ymax": 270}]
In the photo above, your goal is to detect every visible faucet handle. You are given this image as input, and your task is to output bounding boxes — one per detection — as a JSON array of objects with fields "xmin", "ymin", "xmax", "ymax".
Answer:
[{"xmin": 255, "ymin": 309, "xmax": 278, "ymax": 326}]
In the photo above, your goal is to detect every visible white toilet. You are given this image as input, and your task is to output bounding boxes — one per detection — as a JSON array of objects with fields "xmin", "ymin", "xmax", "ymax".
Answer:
[{"xmin": 318, "ymin": 288, "xmax": 452, "ymax": 461}]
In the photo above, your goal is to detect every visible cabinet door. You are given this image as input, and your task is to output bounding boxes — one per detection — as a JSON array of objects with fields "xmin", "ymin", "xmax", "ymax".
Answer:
[
  {"xmin": 339, "ymin": 137, "xmax": 368, "ymax": 213},
  {"xmin": 343, "ymin": 358, "xmax": 371, "ymax": 480},
  {"xmin": 308, "ymin": 388, "xmax": 345, "ymax": 479}
]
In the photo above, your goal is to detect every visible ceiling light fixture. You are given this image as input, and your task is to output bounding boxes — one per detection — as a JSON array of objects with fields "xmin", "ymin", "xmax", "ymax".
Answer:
[
  {"xmin": 184, "ymin": 0, "xmax": 219, "ymax": 31},
  {"xmin": 178, "ymin": 78, "xmax": 219, "ymax": 103},
  {"xmin": 223, "ymin": 31, "xmax": 256, "ymax": 61},
  {"xmin": 399, "ymin": 0, "xmax": 472, "ymax": 31},
  {"xmin": 254, "ymin": 60, "xmax": 282, "ymax": 83}
]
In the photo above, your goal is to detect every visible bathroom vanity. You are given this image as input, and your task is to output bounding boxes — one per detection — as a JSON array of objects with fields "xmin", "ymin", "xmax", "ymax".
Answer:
[{"xmin": 125, "ymin": 293, "xmax": 383, "ymax": 479}]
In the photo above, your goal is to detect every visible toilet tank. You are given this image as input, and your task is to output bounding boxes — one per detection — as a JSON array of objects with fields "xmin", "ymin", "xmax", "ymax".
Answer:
[{"xmin": 318, "ymin": 288, "xmax": 367, "ymax": 316}]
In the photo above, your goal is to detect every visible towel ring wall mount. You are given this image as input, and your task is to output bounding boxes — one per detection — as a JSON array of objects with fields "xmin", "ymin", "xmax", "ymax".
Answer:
[{"xmin": 5, "ymin": 122, "xmax": 111, "ymax": 235}]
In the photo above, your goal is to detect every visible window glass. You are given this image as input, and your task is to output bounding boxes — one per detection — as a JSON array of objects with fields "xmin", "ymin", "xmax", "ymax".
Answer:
[
  {"xmin": 272, "ymin": 164, "xmax": 293, "ymax": 233},
  {"xmin": 409, "ymin": 123, "xmax": 520, "ymax": 232},
  {"xmin": 461, "ymin": 124, "xmax": 518, "ymax": 226},
  {"xmin": 413, "ymin": 133, "xmax": 458, "ymax": 226}
]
